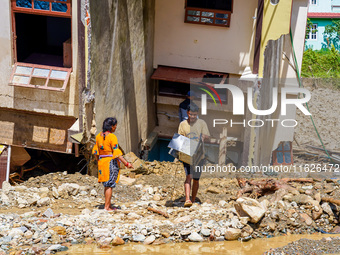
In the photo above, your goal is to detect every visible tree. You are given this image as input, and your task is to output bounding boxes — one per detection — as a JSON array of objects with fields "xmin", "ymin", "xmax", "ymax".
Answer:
[{"xmin": 324, "ymin": 20, "xmax": 340, "ymax": 49}]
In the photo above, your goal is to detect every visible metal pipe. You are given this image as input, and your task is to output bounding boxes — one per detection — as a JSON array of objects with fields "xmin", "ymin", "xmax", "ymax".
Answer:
[{"xmin": 6, "ymin": 145, "xmax": 11, "ymax": 182}]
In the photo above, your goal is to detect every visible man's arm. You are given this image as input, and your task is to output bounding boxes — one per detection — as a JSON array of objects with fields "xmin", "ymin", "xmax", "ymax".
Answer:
[
  {"xmin": 201, "ymin": 120, "xmax": 210, "ymax": 141},
  {"xmin": 178, "ymin": 121, "xmax": 184, "ymax": 136}
]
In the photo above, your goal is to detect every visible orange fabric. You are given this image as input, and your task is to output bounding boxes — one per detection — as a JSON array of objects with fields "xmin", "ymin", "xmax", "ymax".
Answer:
[{"xmin": 92, "ymin": 132, "xmax": 123, "ymax": 183}]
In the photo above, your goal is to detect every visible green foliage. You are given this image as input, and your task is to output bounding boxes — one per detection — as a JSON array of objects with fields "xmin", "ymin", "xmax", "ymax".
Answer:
[
  {"xmin": 325, "ymin": 20, "xmax": 340, "ymax": 40},
  {"xmin": 302, "ymin": 47, "xmax": 340, "ymax": 89}
]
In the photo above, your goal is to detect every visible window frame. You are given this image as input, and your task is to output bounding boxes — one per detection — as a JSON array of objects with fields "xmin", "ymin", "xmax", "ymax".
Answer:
[
  {"xmin": 272, "ymin": 142, "xmax": 293, "ymax": 165},
  {"xmin": 310, "ymin": 0, "xmax": 317, "ymax": 5},
  {"xmin": 11, "ymin": 0, "xmax": 71, "ymax": 18},
  {"xmin": 306, "ymin": 23, "xmax": 317, "ymax": 40},
  {"xmin": 9, "ymin": 62, "xmax": 71, "ymax": 92},
  {"xmin": 310, "ymin": 24, "xmax": 317, "ymax": 40},
  {"xmin": 184, "ymin": 0, "xmax": 233, "ymax": 28}
]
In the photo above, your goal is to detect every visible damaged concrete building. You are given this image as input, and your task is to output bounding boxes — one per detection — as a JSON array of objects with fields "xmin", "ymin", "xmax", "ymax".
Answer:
[
  {"xmin": 0, "ymin": 0, "xmax": 89, "ymax": 186},
  {"xmin": 0, "ymin": 0, "xmax": 309, "ymax": 184},
  {"xmin": 88, "ymin": 0, "xmax": 309, "ymax": 167}
]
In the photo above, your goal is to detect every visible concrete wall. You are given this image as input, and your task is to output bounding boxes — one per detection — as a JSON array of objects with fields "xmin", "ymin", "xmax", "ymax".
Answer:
[
  {"xmin": 308, "ymin": 0, "xmax": 332, "ymax": 12},
  {"xmin": 0, "ymin": 1, "xmax": 14, "ymax": 109},
  {"xmin": 251, "ymin": 0, "xmax": 309, "ymax": 166},
  {"xmin": 281, "ymin": 0, "xmax": 309, "ymax": 85},
  {"xmin": 258, "ymin": 0, "xmax": 293, "ymax": 78},
  {"xmin": 89, "ymin": 0, "xmax": 155, "ymax": 154},
  {"xmin": 333, "ymin": 0, "xmax": 340, "ymax": 12},
  {"xmin": 0, "ymin": 0, "xmax": 80, "ymax": 118},
  {"xmin": 154, "ymin": 0, "xmax": 258, "ymax": 75}
]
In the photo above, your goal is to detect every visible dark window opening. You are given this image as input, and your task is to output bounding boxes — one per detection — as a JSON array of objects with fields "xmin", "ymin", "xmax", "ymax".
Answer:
[
  {"xmin": 185, "ymin": 0, "xmax": 233, "ymax": 27},
  {"xmin": 15, "ymin": 13, "xmax": 71, "ymax": 67},
  {"xmin": 158, "ymin": 80, "xmax": 190, "ymax": 98},
  {"xmin": 158, "ymin": 80, "xmax": 228, "ymax": 103},
  {"xmin": 187, "ymin": 0, "xmax": 233, "ymax": 12}
]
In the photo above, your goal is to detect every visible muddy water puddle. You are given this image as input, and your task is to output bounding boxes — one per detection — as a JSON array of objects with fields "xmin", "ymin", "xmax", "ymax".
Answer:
[{"xmin": 58, "ymin": 234, "xmax": 340, "ymax": 255}]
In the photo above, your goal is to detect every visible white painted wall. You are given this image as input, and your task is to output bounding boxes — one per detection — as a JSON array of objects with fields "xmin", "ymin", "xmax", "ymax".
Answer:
[
  {"xmin": 154, "ymin": 0, "xmax": 258, "ymax": 75},
  {"xmin": 0, "ymin": 1, "xmax": 14, "ymax": 108}
]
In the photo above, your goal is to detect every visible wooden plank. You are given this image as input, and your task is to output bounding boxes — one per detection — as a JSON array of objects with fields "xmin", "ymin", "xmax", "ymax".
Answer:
[
  {"xmin": 0, "ymin": 121, "xmax": 15, "ymax": 145},
  {"xmin": 0, "ymin": 108, "xmax": 76, "ymax": 153}
]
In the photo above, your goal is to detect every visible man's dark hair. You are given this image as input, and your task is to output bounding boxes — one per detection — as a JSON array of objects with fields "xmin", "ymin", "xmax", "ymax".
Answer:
[
  {"xmin": 187, "ymin": 103, "xmax": 199, "ymax": 113},
  {"xmin": 102, "ymin": 117, "xmax": 118, "ymax": 132}
]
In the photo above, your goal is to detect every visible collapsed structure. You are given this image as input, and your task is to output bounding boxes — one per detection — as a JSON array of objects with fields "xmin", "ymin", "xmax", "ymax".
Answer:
[{"xmin": 0, "ymin": 0, "xmax": 309, "ymax": 185}]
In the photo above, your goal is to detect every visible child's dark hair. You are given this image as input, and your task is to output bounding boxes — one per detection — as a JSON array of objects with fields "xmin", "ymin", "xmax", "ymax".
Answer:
[{"xmin": 102, "ymin": 117, "xmax": 118, "ymax": 132}]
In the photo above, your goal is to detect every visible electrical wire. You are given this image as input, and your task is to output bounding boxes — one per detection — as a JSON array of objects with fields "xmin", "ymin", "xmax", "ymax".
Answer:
[{"xmin": 289, "ymin": 29, "xmax": 331, "ymax": 159}]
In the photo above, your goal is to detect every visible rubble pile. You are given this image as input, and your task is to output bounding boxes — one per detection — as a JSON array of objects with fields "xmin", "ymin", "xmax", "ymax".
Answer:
[
  {"xmin": 1, "ymin": 171, "xmax": 340, "ymax": 253},
  {"xmin": 123, "ymin": 152, "xmax": 184, "ymax": 176}
]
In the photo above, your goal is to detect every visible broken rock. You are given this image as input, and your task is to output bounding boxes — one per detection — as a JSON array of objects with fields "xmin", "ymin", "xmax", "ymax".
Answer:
[
  {"xmin": 143, "ymin": 235, "xmax": 156, "ymax": 245},
  {"xmin": 112, "ymin": 236, "xmax": 125, "ymax": 246},
  {"xmin": 312, "ymin": 208, "xmax": 323, "ymax": 220},
  {"xmin": 224, "ymin": 228, "xmax": 242, "ymax": 241},
  {"xmin": 51, "ymin": 226, "xmax": 66, "ymax": 236},
  {"xmin": 2, "ymin": 181, "xmax": 12, "ymax": 194},
  {"xmin": 321, "ymin": 202, "xmax": 334, "ymax": 216},
  {"xmin": 235, "ymin": 197, "xmax": 266, "ymax": 223},
  {"xmin": 37, "ymin": 197, "xmax": 50, "ymax": 207},
  {"xmin": 66, "ymin": 183, "xmax": 80, "ymax": 196},
  {"xmin": 188, "ymin": 232, "xmax": 203, "ymax": 242},
  {"xmin": 206, "ymin": 186, "xmax": 220, "ymax": 194},
  {"xmin": 119, "ymin": 175, "xmax": 136, "ymax": 186},
  {"xmin": 300, "ymin": 213, "xmax": 313, "ymax": 226},
  {"xmin": 52, "ymin": 187, "xmax": 59, "ymax": 199}
]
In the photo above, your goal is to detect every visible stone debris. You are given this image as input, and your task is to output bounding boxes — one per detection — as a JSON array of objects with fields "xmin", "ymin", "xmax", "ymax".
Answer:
[
  {"xmin": 143, "ymin": 235, "xmax": 156, "ymax": 245},
  {"xmin": 0, "ymin": 160, "xmax": 340, "ymax": 254},
  {"xmin": 188, "ymin": 232, "xmax": 203, "ymax": 242},
  {"xmin": 224, "ymin": 228, "xmax": 242, "ymax": 241},
  {"xmin": 235, "ymin": 197, "xmax": 266, "ymax": 223}
]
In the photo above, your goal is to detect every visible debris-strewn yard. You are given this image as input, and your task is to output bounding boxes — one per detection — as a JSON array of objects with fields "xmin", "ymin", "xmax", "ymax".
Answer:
[
  {"xmin": 1, "ymin": 164, "xmax": 340, "ymax": 254},
  {"xmin": 0, "ymin": 84, "xmax": 339, "ymax": 254}
]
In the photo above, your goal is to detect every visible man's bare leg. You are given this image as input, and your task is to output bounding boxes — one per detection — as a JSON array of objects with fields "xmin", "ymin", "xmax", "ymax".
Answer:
[
  {"xmin": 184, "ymin": 175, "xmax": 192, "ymax": 202},
  {"xmin": 191, "ymin": 179, "xmax": 199, "ymax": 203}
]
